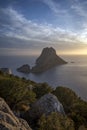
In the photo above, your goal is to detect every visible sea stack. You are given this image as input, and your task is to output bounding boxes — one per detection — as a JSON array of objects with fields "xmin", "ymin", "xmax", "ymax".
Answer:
[{"xmin": 31, "ymin": 47, "xmax": 67, "ymax": 73}]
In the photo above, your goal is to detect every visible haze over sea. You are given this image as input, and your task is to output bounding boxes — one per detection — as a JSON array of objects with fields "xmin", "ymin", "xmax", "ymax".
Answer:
[{"xmin": 0, "ymin": 55, "xmax": 87, "ymax": 101}]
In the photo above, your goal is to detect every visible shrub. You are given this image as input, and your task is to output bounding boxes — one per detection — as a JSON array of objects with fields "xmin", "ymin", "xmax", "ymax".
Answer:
[
  {"xmin": 38, "ymin": 112, "xmax": 75, "ymax": 130},
  {"xmin": 53, "ymin": 86, "xmax": 78, "ymax": 112},
  {"xmin": 0, "ymin": 75, "xmax": 36, "ymax": 109},
  {"xmin": 33, "ymin": 82, "xmax": 53, "ymax": 99}
]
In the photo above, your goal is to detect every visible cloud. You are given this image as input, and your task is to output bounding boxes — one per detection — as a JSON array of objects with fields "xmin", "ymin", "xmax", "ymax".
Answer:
[
  {"xmin": 70, "ymin": 0, "xmax": 87, "ymax": 43},
  {"xmin": 41, "ymin": 0, "xmax": 67, "ymax": 15},
  {"xmin": 0, "ymin": 7, "xmax": 83, "ymax": 43},
  {"xmin": 71, "ymin": 0, "xmax": 87, "ymax": 18},
  {"xmin": 0, "ymin": 7, "xmax": 87, "ymax": 55}
]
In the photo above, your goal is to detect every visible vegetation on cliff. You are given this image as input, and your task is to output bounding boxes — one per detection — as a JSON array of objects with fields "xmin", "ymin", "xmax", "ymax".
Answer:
[
  {"xmin": 0, "ymin": 71, "xmax": 36, "ymax": 110},
  {"xmin": 38, "ymin": 112, "xmax": 75, "ymax": 130},
  {"xmin": 0, "ymin": 71, "xmax": 87, "ymax": 130},
  {"xmin": 53, "ymin": 87, "xmax": 87, "ymax": 129}
]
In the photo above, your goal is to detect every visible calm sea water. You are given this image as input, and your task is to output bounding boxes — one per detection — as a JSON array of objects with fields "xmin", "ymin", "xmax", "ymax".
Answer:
[{"xmin": 0, "ymin": 55, "xmax": 87, "ymax": 101}]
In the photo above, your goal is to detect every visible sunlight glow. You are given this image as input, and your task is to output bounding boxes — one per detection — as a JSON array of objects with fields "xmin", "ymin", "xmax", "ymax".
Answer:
[{"xmin": 57, "ymin": 48, "xmax": 87, "ymax": 55}]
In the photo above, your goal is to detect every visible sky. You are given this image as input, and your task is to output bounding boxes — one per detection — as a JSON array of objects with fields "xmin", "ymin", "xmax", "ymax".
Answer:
[{"xmin": 0, "ymin": 0, "xmax": 87, "ymax": 55}]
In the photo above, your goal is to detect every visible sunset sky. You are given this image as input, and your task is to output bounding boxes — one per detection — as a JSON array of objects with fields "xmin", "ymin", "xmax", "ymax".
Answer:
[{"xmin": 0, "ymin": 0, "xmax": 87, "ymax": 55}]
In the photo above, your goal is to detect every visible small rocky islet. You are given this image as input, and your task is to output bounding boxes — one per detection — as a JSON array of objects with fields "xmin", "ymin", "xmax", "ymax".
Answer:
[
  {"xmin": 17, "ymin": 64, "xmax": 30, "ymax": 73},
  {"xmin": 17, "ymin": 47, "xmax": 67, "ymax": 73}
]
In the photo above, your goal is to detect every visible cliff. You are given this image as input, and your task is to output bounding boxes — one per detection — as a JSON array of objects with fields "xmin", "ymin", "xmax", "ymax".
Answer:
[
  {"xmin": 0, "ymin": 72, "xmax": 87, "ymax": 130},
  {"xmin": 31, "ymin": 47, "xmax": 67, "ymax": 73}
]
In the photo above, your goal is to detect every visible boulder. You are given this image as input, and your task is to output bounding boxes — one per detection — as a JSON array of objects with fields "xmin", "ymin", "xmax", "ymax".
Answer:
[
  {"xmin": 31, "ymin": 47, "xmax": 67, "ymax": 73},
  {"xmin": 0, "ymin": 97, "xmax": 32, "ymax": 130},
  {"xmin": 17, "ymin": 64, "xmax": 30, "ymax": 73},
  {"xmin": 27, "ymin": 93, "xmax": 65, "ymax": 120}
]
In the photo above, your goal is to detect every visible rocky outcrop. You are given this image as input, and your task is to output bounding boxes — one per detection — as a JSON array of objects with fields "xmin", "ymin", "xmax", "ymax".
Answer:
[
  {"xmin": 0, "ymin": 68, "xmax": 12, "ymax": 74},
  {"xmin": 26, "ymin": 93, "xmax": 65, "ymax": 120},
  {"xmin": 17, "ymin": 64, "xmax": 30, "ymax": 73},
  {"xmin": 31, "ymin": 47, "xmax": 67, "ymax": 73},
  {"xmin": 0, "ymin": 97, "xmax": 32, "ymax": 130}
]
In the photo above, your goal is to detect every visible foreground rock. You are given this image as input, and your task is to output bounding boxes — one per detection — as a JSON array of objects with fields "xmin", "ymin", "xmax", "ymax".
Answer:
[
  {"xmin": 31, "ymin": 47, "xmax": 67, "ymax": 73},
  {"xmin": 0, "ymin": 68, "xmax": 12, "ymax": 74},
  {"xmin": 26, "ymin": 93, "xmax": 65, "ymax": 120},
  {"xmin": 17, "ymin": 64, "xmax": 30, "ymax": 73},
  {"xmin": 0, "ymin": 97, "xmax": 32, "ymax": 130}
]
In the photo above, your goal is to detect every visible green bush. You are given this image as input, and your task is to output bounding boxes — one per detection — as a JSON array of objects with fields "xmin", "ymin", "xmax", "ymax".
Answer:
[
  {"xmin": 0, "ymin": 74, "xmax": 36, "ymax": 109},
  {"xmin": 38, "ymin": 112, "xmax": 75, "ymax": 130},
  {"xmin": 33, "ymin": 82, "xmax": 53, "ymax": 99},
  {"xmin": 70, "ymin": 101, "xmax": 87, "ymax": 128},
  {"xmin": 53, "ymin": 86, "xmax": 87, "ymax": 128},
  {"xmin": 53, "ymin": 86, "xmax": 78, "ymax": 112}
]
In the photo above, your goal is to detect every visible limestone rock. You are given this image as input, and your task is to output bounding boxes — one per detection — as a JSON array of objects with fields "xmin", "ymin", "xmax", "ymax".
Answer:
[
  {"xmin": 0, "ymin": 97, "xmax": 32, "ymax": 130},
  {"xmin": 0, "ymin": 68, "xmax": 12, "ymax": 74},
  {"xmin": 17, "ymin": 64, "xmax": 30, "ymax": 73},
  {"xmin": 28, "ymin": 93, "xmax": 65, "ymax": 120},
  {"xmin": 31, "ymin": 47, "xmax": 67, "ymax": 73}
]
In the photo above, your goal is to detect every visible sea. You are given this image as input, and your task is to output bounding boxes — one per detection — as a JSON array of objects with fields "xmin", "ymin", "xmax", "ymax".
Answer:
[{"xmin": 0, "ymin": 55, "xmax": 87, "ymax": 101}]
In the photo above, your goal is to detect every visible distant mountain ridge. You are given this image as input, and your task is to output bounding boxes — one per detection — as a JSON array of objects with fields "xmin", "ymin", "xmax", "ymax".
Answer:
[{"xmin": 31, "ymin": 47, "xmax": 67, "ymax": 73}]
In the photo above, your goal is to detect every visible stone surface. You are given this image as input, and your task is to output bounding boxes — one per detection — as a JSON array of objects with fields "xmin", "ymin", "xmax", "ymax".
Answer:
[
  {"xmin": 17, "ymin": 64, "xmax": 30, "ymax": 73},
  {"xmin": 31, "ymin": 47, "xmax": 67, "ymax": 73},
  {"xmin": 0, "ymin": 68, "xmax": 12, "ymax": 74},
  {"xmin": 28, "ymin": 93, "xmax": 65, "ymax": 120},
  {"xmin": 0, "ymin": 97, "xmax": 32, "ymax": 130}
]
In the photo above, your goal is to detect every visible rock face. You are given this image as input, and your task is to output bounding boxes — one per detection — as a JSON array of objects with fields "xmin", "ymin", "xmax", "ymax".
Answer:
[
  {"xmin": 0, "ymin": 68, "xmax": 12, "ymax": 74},
  {"xmin": 27, "ymin": 93, "xmax": 65, "ymax": 120},
  {"xmin": 0, "ymin": 97, "xmax": 32, "ymax": 130},
  {"xmin": 17, "ymin": 64, "xmax": 30, "ymax": 73},
  {"xmin": 31, "ymin": 47, "xmax": 67, "ymax": 73}
]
